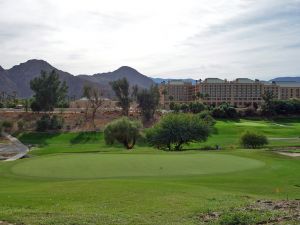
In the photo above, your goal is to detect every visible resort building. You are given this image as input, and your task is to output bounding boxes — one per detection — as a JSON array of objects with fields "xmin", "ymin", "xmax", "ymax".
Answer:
[{"xmin": 159, "ymin": 78, "xmax": 300, "ymax": 108}]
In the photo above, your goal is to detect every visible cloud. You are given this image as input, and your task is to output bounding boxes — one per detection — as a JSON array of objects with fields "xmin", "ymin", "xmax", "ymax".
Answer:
[{"xmin": 0, "ymin": 0, "xmax": 299, "ymax": 79}]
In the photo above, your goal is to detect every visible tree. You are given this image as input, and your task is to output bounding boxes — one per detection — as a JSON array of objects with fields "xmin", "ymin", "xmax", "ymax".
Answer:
[
  {"xmin": 24, "ymin": 99, "xmax": 30, "ymax": 112},
  {"xmin": 30, "ymin": 70, "xmax": 68, "ymax": 112},
  {"xmin": 131, "ymin": 85, "xmax": 139, "ymax": 102},
  {"xmin": 82, "ymin": 86, "xmax": 103, "ymax": 128},
  {"xmin": 136, "ymin": 85, "xmax": 160, "ymax": 122},
  {"xmin": 211, "ymin": 103, "xmax": 238, "ymax": 119},
  {"xmin": 146, "ymin": 113, "xmax": 213, "ymax": 151},
  {"xmin": 104, "ymin": 117, "xmax": 142, "ymax": 149},
  {"xmin": 273, "ymin": 100, "xmax": 295, "ymax": 115},
  {"xmin": 189, "ymin": 102, "xmax": 205, "ymax": 113},
  {"xmin": 196, "ymin": 92, "xmax": 203, "ymax": 100},
  {"xmin": 110, "ymin": 78, "xmax": 131, "ymax": 116},
  {"xmin": 162, "ymin": 88, "xmax": 168, "ymax": 96},
  {"xmin": 169, "ymin": 102, "xmax": 181, "ymax": 112},
  {"xmin": 240, "ymin": 131, "xmax": 268, "ymax": 149},
  {"xmin": 261, "ymin": 90, "xmax": 275, "ymax": 116},
  {"xmin": 161, "ymin": 88, "xmax": 168, "ymax": 109}
]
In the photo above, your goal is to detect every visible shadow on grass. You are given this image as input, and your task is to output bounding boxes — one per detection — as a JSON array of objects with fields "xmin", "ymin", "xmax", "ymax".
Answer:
[
  {"xmin": 70, "ymin": 132, "xmax": 101, "ymax": 144},
  {"xmin": 18, "ymin": 132, "xmax": 62, "ymax": 147}
]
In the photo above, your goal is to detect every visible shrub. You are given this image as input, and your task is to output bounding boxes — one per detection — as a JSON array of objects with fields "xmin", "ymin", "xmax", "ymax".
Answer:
[
  {"xmin": 51, "ymin": 115, "xmax": 64, "ymax": 130},
  {"xmin": 198, "ymin": 110, "xmax": 216, "ymax": 127},
  {"xmin": 30, "ymin": 101, "xmax": 41, "ymax": 112},
  {"xmin": 170, "ymin": 103, "xmax": 181, "ymax": 112},
  {"xmin": 180, "ymin": 103, "xmax": 189, "ymax": 113},
  {"xmin": 1, "ymin": 120, "xmax": 13, "ymax": 132},
  {"xmin": 6, "ymin": 102, "xmax": 16, "ymax": 108},
  {"xmin": 240, "ymin": 131, "xmax": 268, "ymax": 149},
  {"xmin": 146, "ymin": 113, "xmax": 213, "ymax": 151},
  {"xmin": 219, "ymin": 212, "xmax": 254, "ymax": 225},
  {"xmin": 273, "ymin": 99, "xmax": 300, "ymax": 115},
  {"xmin": 17, "ymin": 120, "xmax": 25, "ymax": 131},
  {"xmin": 212, "ymin": 107, "xmax": 226, "ymax": 118},
  {"xmin": 211, "ymin": 103, "xmax": 238, "ymax": 119},
  {"xmin": 36, "ymin": 115, "xmax": 64, "ymax": 131},
  {"xmin": 243, "ymin": 107, "xmax": 257, "ymax": 117},
  {"xmin": 188, "ymin": 102, "xmax": 205, "ymax": 114},
  {"xmin": 104, "ymin": 117, "xmax": 142, "ymax": 149}
]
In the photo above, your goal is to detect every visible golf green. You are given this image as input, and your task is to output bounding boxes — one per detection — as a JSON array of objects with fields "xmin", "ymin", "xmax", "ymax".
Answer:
[{"xmin": 11, "ymin": 153, "xmax": 264, "ymax": 179}]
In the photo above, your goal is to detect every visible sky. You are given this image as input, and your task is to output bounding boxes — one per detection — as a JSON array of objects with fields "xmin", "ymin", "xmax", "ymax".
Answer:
[{"xmin": 0, "ymin": 0, "xmax": 300, "ymax": 80}]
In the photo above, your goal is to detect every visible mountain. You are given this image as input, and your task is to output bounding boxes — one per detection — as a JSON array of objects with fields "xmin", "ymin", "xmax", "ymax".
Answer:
[
  {"xmin": 270, "ymin": 77, "xmax": 300, "ymax": 82},
  {"xmin": 1, "ymin": 59, "xmax": 102, "ymax": 98},
  {"xmin": 78, "ymin": 66, "xmax": 154, "ymax": 89},
  {"xmin": 152, "ymin": 77, "xmax": 197, "ymax": 84},
  {"xmin": 0, "ymin": 60, "xmax": 155, "ymax": 99},
  {"xmin": 0, "ymin": 67, "xmax": 18, "ymax": 93}
]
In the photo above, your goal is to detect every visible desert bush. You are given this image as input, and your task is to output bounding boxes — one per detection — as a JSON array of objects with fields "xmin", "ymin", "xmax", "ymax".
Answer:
[
  {"xmin": 146, "ymin": 113, "xmax": 213, "ymax": 151},
  {"xmin": 240, "ymin": 131, "xmax": 268, "ymax": 149},
  {"xmin": 104, "ymin": 117, "xmax": 142, "ymax": 149}
]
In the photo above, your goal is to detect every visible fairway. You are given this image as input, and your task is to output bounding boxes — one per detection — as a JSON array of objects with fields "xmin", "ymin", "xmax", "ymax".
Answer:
[
  {"xmin": 187, "ymin": 118, "xmax": 300, "ymax": 149},
  {"xmin": 10, "ymin": 153, "xmax": 264, "ymax": 179}
]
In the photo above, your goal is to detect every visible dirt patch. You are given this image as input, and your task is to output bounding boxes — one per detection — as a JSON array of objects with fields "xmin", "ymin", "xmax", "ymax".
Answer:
[
  {"xmin": 199, "ymin": 200, "xmax": 300, "ymax": 224},
  {"xmin": 0, "ymin": 221, "xmax": 17, "ymax": 225},
  {"xmin": 0, "ymin": 136, "xmax": 9, "ymax": 143},
  {"xmin": 0, "ymin": 110, "xmax": 158, "ymax": 132}
]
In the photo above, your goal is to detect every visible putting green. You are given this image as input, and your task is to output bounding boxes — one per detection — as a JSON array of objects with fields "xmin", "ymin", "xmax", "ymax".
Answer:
[{"xmin": 11, "ymin": 153, "xmax": 264, "ymax": 179}]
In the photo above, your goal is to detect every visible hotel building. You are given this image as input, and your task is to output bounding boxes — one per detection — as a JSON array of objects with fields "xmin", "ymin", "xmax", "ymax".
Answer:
[{"xmin": 159, "ymin": 78, "xmax": 300, "ymax": 107}]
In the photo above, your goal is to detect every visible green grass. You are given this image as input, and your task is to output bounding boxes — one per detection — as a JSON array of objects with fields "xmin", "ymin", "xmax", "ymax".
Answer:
[
  {"xmin": 0, "ymin": 118, "xmax": 299, "ymax": 224},
  {"xmin": 188, "ymin": 118, "xmax": 300, "ymax": 149},
  {"xmin": 17, "ymin": 118, "xmax": 300, "ymax": 156}
]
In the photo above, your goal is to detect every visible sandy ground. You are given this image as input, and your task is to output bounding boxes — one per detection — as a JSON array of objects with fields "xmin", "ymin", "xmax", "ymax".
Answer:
[{"xmin": 278, "ymin": 152, "xmax": 300, "ymax": 157}]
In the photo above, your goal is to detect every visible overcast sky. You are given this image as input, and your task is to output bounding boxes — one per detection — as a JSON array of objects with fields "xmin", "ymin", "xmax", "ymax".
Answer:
[{"xmin": 0, "ymin": 0, "xmax": 299, "ymax": 80}]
